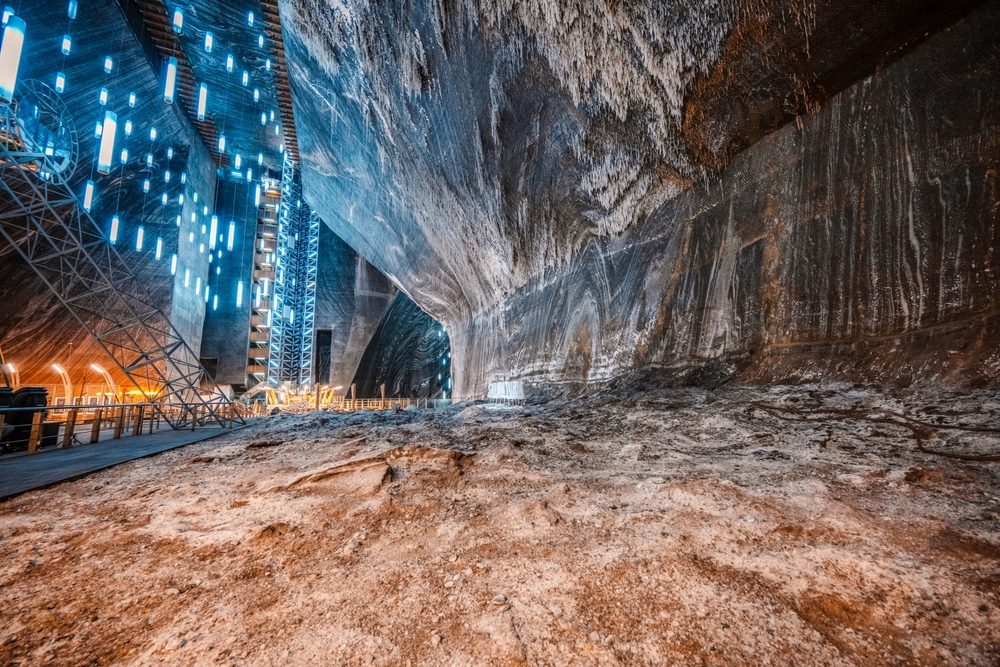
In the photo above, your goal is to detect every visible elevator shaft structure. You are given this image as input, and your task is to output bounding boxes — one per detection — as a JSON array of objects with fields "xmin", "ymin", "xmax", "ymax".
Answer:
[
  {"xmin": 0, "ymin": 83, "xmax": 235, "ymax": 428},
  {"xmin": 267, "ymin": 155, "xmax": 318, "ymax": 388}
]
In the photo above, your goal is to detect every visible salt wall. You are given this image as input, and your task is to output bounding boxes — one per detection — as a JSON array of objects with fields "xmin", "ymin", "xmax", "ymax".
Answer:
[
  {"xmin": 284, "ymin": 1, "xmax": 998, "ymax": 397},
  {"xmin": 0, "ymin": 0, "xmax": 215, "ymax": 387},
  {"xmin": 351, "ymin": 293, "xmax": 451, "ymax": 400}
]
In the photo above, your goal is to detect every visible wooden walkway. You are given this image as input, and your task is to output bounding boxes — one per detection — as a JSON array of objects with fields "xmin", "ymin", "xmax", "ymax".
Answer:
[{"xmin": 0, "ymin": 425, "xmax": 242, "ymax": 500}]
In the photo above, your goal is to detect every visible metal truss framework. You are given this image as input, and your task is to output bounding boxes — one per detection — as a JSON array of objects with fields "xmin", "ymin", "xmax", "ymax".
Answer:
[
  {"xmin": 267, "ymin": 155, "xmax": 318, "ymax": 388},
  {"xmin": 0, "ymin": 89, "xmax": 235, "ymax": 429}
]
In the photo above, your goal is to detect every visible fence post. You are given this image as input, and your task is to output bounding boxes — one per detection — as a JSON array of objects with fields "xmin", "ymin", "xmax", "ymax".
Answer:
[
  {"xmin": 90, "ymin": 408, "xmax": 103, "ymax": 443},
  {"xmin": 191, "ymin": 405, "xmax": 198, "ymax": 431},
  {"xmin": 148, "ymin": 406, "xmax": 155, "ymax": 434},
  {"xmin": 351, "ymin": 383, "xmax": 357, "ymax": 411},
  {"xmin": 27, "ymin": 411, "xmax": 43, "ymax": 454},
  {"xmin": 113, "ymin": 406, "xmax": 124, "ymax": 439},
  {"xmin": 131, "ymin": 405, "xmax": 143, "ymax": 436},
  {"xmin": 62, "ymin": 408, "xmax": 78, "ymax": 448},
  {"xmin": 380, "ymin": 384, "xmax": 386, "ymax": 410}
]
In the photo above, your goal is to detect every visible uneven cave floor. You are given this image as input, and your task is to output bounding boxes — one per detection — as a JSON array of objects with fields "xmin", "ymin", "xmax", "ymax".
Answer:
[{"xmin": 1, "ymin": 384, "xmax": 998, "ymax": 666}]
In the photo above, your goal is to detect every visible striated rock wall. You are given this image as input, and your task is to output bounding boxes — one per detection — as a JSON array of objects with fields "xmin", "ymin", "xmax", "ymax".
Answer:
[
  {"xmin": 314, "ymin": 224, "xmax": 397, "ymax": 390},
  {"xmin": 456, "ymin": 7, "xmax": 1000, "ymax": 395},
  {"xmin": 283, "ymin": 0, "xmax": 999, "ymax": 397},
  {"xmin": 351, "ymin": 293, "xmax": 451, "ymax": 399}
]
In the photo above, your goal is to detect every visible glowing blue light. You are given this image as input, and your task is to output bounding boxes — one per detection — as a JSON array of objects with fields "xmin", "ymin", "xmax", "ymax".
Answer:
[
  {"xmin": 204, "ymin": 32, "xmax": 213, "ymax": 52},
  {"xmin": 135, "ymin": 226, "xmax": 144, "ymax": 251},
  {"xmin": 1, "ymin": 7, "xmax": 11, "ymax": 25},
  {"xmin": 227, "ymin": 221, "xmax": 235, "ymax": 250},
  {"xmin": 178, "ymin": 193, "xmax": 184, "ymax": 205},
  {"xmin": 257, "ymin": 153, "xmax": 263, "ymax": 166},
  {"xmin": 129, "ymin": 92, "xmax": 136, "ymax": 108},
  {"xmin": 54, "ymin": 72, "xmax": 65, "ymax": 93},
  {"xmin": 236, "ymin": 280, "xmax": 243, "ymax": 307},
  {"xmin": 61, "ymin": 34, "xmax": 71, "ymax": 55},
  {"xmin": 170, "ymin": 255, "xmax": 177, "ymax": 274},
  {"xmin": 124, "ymin": 120, "xmax": 133, "ymax": 136},
  {"xmin": 103, "ymin": 56, "xmax": 113, "ymax": 74},
  {"xmin": 83, "ymin": 180, "xmax": 95, "ymax": 211},
  {"xmin": 260, "ymin": 112, "xmax": 266, "ymax": 125},
  {"xmin": 241, "ymin": 71, "xmax": 248, "ymax": 87},
  {"xmin": 180, "ymin": 172, "xmax": 186, "ymax": 184},
  {"xmin": 167, "ymin": 146, "xmax": 173, "ymax": 159},
  {"xmin": 234, "ymin": 154, "xmax": 242, "ymax": 169},
  {"xmin": 218, "ymin": 135, "xmax": 225, "ymax": 152},
  {"xmin": 146, "ymin": 153, "xmax": 153, "ymax": 167},
  {"xmin": 98, "ymin": 87, "xmax": 108, "ymax": 105},
  {"xmin": 258, "ymin": 34, "xmax": 264, "ymax": 48},
  {"xmin": 97, "ymin": 111, "xmax": 117, "ymax": 174},
  {"xmin": 164, "ymin": 169, "xmax": 171, "ymax": 183},
  {"xmin": 161, "ymin": 193, "xmax": 168, "ymax": 205},
  {"xmin": 155, "ymin": 237, "xmax": 163, "ymax": 260},
  {"xmin": 265, "ymin": 58, "xmax": 271, "ymax": 71},
  {"xmin": 109, "ymin": 215, "xmax": 120, "ymax": 243},
  {"xmin": 254, "ymin": 184, "xmax": 261, "ymax": 207},
  {"xmin": 142, "ymin": 179, "xmax": 150, "ymax": 193},
  {"xmin": 197, "ymin": 83, "xmax": 207, "ymax": 120},
  {"xmin": 195, "ymin": 276, "xmax": 201, "ymax": 295},
  {"xmin": 253, "ymin": 88, "xmax": 259, "ymax": 103},
  {"xmin": 183, "ymin": 268, "xmax": 190, "ymax": 288},
  {"xmin": 226, "ymin": 54, "xmax": 234, "ymax": 73},
  {"xmin": 163, "ymin": 56, "xmax": 177, "ymax": 103},
  {"xmin": 94, "ymin": 121, "xmax": 102, "ymax": 138},
  {"xmin": 209, "ymin": 215, "xmax": 218, "ymax": 249},
  {"xmin": 213, "ymin": 294, "xmax": 218, "ymax": 310},
  {"xmin": 67, "ymin": 1, "xmax": 77, "ymax": 20},
  {"xmin": 171, "ymin": 7, "xmax": 183, "ymax": 33},
  {"xmin": 119, "ymin": 147, "xmax": 128, "ymax": 163},
  {"xmin": 205, "ymin": 285, "xmax": 210, "ymax": 304},
  {"xmin": 150, "ymin": 127, "xmax": 157, "ymax": 141},
  {"xmin": 247, "ymin": 11, "xmax": 254, "ymax": 26}
]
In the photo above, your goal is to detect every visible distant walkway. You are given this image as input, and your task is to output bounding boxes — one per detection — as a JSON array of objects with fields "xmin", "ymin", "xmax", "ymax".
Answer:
[{"xmin": 0, "ymin": 425, "xmax": 245, "ymax": 500}]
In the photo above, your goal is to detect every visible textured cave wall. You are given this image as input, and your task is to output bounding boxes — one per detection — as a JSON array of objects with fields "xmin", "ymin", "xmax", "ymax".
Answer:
[
  {"xmin": 281, "ymin": 0, "xmax": 983, "ymax": 316},
  {"xmin": 313, "ymin": 224, "xmax": 397, "ymax": 390},
  {"xmin": 456, "ymin": 6, "xmax": 1000, "ymax": 395},
  {"xmin": 199, "ymin": 178, "xmax": 259, "ymax": 387},
  {"xmin": 281, "ymin": 0, "xmax": 997, "ymax": 397},
  {"xmin": 0, "ymin": 0, "xmax": 216, "ymax": 388},
  {"xmin": 351, "ymin": 293, "xmax": 451, "ymax": 400}
]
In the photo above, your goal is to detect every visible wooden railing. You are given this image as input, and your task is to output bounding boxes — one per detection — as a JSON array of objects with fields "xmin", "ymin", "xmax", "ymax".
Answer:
[{"xmin": 0, "ymin": 402, "xmax": 250, "ymax": 456}]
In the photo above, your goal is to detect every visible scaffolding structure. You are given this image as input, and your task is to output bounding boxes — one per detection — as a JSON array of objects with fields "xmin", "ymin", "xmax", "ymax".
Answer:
[
  {"xmin": 0, "ymin": 81, "xmax": 235, "ymax": 428},
  {"xmin": 267, "ymin": 155, "xmax": 318, "ymax": 388}
]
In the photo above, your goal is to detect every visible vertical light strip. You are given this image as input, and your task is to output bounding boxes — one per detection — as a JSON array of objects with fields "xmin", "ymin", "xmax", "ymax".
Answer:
[
  {"xmin": 209, "ymin": 215, "xmax": 218, "ymax": 250},
  {"xmin": 197, "ymin": 83, "xmax": 207, "ymax": 120},
  {"xmin": 83, "ymin": 180, "xmax": 95, "ymax": 211},
  {"xmin": 236, "ymin": 280, "xmax": 243, "ymax": 308},
  {"xmin": 97, "ymin": 111, "xmax": 117, "ymax": 174},
  {"xmin": 163, "ymin": 56, "xmax": 177, "ymax": 103},
  {"xmin": 227, "ymin": 221, "xmax": 235, "ymax": 251},
  {"xmin": 0, "ymin": 15, "xmax": 25, "ymax": 103}
]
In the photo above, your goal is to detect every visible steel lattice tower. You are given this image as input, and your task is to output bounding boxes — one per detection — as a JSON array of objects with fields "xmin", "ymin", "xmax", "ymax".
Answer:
[
  {"xmin": 0, "ymin": 82, "xmax": 236, "ymax": 428},
  {"xmin": 267, "ymin": 155, "xmax": 318, "ymax": 388}
]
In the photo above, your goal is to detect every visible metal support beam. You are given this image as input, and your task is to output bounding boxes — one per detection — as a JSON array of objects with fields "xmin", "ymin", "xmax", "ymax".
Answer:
[{"xmin": 0, "ymin": 84, "xmax": 238, "ymax": 429}]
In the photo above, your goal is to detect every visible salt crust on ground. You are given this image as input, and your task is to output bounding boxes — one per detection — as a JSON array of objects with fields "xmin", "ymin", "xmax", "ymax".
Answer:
[{"xmin": 1, "ymin": 384, "xmax": 998, "ymax": 665}]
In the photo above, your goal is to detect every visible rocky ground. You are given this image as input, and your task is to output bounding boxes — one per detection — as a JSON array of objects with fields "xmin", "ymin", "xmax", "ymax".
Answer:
[{"xmin": 0, "ymin": 383, "xmax": 998, "ymax": 665}]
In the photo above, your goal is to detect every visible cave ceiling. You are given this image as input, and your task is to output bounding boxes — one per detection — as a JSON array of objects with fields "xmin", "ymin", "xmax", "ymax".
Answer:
[{"xmin": 280, "ymin": 0, "xmax": 985, "ymax": 327}]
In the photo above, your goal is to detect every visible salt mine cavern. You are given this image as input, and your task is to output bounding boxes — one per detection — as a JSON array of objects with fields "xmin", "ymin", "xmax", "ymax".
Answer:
[{"xmin": 0, "ymin": 0, "xmax": 998, "ymax": 664}]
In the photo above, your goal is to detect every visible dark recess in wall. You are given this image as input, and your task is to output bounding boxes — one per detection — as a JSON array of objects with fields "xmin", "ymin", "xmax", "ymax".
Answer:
[{"xmin": 352, "ymin": 293, "xmax": 451, "ymax": 399}]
